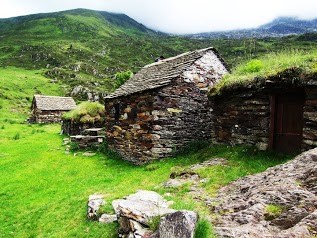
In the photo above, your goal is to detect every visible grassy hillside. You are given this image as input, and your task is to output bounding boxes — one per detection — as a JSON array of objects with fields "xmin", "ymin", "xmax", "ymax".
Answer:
[
  {"xmin": 1, "ymin": 8, "xmax": 317, "ymax": 101},
  {"xmin": 0, "ymin": 67, "xmax": 63, "ymax": 122}
]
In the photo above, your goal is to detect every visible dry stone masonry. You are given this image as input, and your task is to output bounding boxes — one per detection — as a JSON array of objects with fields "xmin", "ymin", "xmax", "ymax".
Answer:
[
  {"xmin": 210, "ymin": 70, "xmax": 317, "ymax": 153},
  {"xmin": 105, "ymin": 47, "xmax": 228, "ymax": 164}
]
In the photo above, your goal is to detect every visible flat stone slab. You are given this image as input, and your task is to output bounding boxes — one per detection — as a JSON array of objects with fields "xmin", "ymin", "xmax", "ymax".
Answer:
[{"xmin": 112, "ymin": 190, "xmax": 175, "ymax": 226}]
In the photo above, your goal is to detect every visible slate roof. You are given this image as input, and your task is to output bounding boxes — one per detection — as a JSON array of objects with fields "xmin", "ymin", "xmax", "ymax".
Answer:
[
  {"xmin": 32, "ymin": 95, "xmax": 76, "ymax": 111},
  {"xmin": 105, "ymin": 47, "xmax": 224, "ymax": 99}
]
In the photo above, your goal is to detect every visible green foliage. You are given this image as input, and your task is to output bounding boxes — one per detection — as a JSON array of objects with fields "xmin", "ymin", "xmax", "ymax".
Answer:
[
  {"xmin": 113, "ymin": 70, "xmax": 133, "ymax": 89},
  {"xmin": 62, "ymin": 101, "xmax": 105, "ymax": 123},
  {"xmin": 243, "ymin": 59, "xmax": 264, "ymax": 73},
  {"xmin": 194, "ymin": 218, "xmax": 215, "ymax": 238}
]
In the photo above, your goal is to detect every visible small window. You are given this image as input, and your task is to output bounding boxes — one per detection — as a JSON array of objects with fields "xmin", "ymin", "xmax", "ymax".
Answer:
[
  {"xmin": 130, "ymin": 107, "xmax": 138, "ymax": 121},
  {"xmin": 114, "ymin": 103, "xmax": 120, "ymax": 121}
]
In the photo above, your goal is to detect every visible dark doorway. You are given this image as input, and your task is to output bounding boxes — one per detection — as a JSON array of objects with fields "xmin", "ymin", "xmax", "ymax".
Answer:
[{"xmin": 271, "ymin": 92, "xmax": 304, "ymax": 154}]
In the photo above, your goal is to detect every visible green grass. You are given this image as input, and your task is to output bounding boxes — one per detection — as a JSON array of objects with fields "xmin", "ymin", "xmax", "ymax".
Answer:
[
  {"xmin": 210, "ymin": 49, "xmax": 317, "ymax": 95},
  {"xmin": 0, "ymin": 67, "xmax": 64, "ymax": 122},
  {"xmin": 63, "ymin": 101, "xmax": 105, "ymax": 123},
  {"xmin": 0, "ymin": 122, "xmax": 291, "ymax": 237}
]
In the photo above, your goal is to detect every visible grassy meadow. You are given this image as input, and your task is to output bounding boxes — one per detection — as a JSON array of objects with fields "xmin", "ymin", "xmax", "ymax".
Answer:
[{"xmin": 0, "ymin": 62, "xmax": 293, "ymax": 237}]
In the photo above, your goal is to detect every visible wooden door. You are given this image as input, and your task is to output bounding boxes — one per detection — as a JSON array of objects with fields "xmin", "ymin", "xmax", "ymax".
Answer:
[{"xmin": 273, "ymin": 93, "xmax": 304, "ymax": 153}]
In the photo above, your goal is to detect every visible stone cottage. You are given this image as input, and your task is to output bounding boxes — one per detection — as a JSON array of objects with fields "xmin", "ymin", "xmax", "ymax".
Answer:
[
  {"xmin": 104, "ymin": 47, "xmax": 228, "ymax": 164},
  {"xmin": 210, "ymin": 68, "xmax": 317, "ymax": 154},
  {"xmin": 30, "ymin": 95, "xmax": 76, "ymax": 123}
]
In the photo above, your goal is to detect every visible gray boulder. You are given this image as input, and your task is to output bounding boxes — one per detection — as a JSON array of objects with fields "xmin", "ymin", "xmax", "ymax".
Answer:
[
  {"xmin": 156, "ymin": 210, "xmax": 198, "ymax": 238},
  {"xmin": 112, "ymin": 190, "xmax": 176, "ymax": 238},
  {"xmin": 87, "ymin": 194, "xmax": 106, "ymax": 220}
]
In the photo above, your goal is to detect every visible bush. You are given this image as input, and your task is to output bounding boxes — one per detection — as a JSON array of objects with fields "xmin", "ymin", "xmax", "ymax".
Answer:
[
  {"xmin": 113, "ymin": 70, "xmax": 133, "ymax": 89},
  {"xmin": 241, "ymin": 59, "xmax": 264, "ymax": 73},
  {"xmin": 62, "ymin": 101, "xmax": 105, "ymax": 123}
]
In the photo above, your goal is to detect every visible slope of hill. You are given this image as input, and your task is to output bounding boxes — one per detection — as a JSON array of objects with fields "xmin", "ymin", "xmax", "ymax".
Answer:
[
  {"xmin": 1, "ymin": 9, "xmax": 317, "ymax": 103},
  {"xmin": 188, "ymin": 17, "xmax": 317, "ymax": 39},
  {"xmin": 0, "ymin": 9, "xmax": 215, "ymax": 100}
]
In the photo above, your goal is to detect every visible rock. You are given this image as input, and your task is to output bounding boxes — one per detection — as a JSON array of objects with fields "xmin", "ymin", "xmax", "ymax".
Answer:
[
  {"xmin": 210, "ymin": 148, "xmax": 317, "ymax": 238},
  {"xmin": 112, "ymin": 190, "xmax": 175, "ymax": 226},
  {"xmin": 99, "ymin": 214, "xmax": 117, "ymax": 224},
  {"xmin": 113, "ymin": 190, "xmax": 175, "ymax": 238},
  {"xmin": 87, "ymin": 194, "xmax": 106, "ymax": 220},
  {"xmin": 157, "ymin": 210, "xmax": 198, "ymax": 238},
  {"xmin": 83, "ymin": 152, "xmax": 96, "ymax": 157}
]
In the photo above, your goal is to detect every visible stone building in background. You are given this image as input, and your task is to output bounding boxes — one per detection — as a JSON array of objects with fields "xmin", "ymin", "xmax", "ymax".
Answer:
[
  {"xmin": 30, "ymin": 95, "xmax": 76, "ymax": 123},
  {"xmin": 104, "ymin": 47, "xmax": 228, "ymax": 164}
]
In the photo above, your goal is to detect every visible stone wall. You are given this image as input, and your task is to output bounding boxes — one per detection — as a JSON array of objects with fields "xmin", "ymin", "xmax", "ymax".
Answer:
[
  {"xmin": 212, "ymin": 92, "xmax": 271, "ymax": 150},
  {"xmin": 212, "ymin": 86, "xmax": 317, "ymax": 152},
  {"xmin": 105, "ymin": 92, "xmax": 156, "ymax": 164},
  {"xmin": 30, "ymin": 110, "xmax": 66, "ymax": 124},
  {"xmin": 105, "ymin": 77, "xmax": 217, "ymax": 164},
  {"xmin": 302, "ymin": 87, "xmax": 317, "ymax": 150},
  {"xmin": 62, "ymin": 119, "xmax": 104, "ymax": 136}
]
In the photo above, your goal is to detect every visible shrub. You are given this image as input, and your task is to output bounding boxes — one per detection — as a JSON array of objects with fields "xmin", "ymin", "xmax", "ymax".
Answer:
[
  {"xmin": 113, "ymin": 70, "xmax": 133, "ymax": 89},
  {"xmin": 62, "ymin": 101, "xmax": 105, "ymax": 123},
  {"xmin": 245, "ymin": 59, "xmax": 264, "ymax": 73}
]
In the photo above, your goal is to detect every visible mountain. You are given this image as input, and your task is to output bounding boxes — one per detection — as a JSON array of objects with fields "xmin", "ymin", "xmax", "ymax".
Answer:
[
  {"xmin": 187, "ymin": 17, "xmax": 317, "ymax": 39},
  {"xmin": 0, "ymin": 9, "xmax": 212, "ymax": 100},
  {"xmin": 1, "ymin": 9, "xmax": 317, "ymax": 102}
]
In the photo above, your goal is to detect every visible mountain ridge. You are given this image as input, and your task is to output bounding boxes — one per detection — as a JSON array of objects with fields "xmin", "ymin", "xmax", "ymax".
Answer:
[{"xmin": 185, "ymin": 16, "xmax": 317, "ymax": 39}]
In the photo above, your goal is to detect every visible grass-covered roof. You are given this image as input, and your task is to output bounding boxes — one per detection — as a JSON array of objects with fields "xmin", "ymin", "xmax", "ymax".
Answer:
[{"xmin": 209, "ymin": 49, "xmax": 317, "ymax": 96}]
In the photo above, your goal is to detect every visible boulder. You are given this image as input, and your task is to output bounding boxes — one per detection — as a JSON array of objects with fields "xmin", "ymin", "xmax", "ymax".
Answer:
[
  {"xmin": 156, "ymin": 210, "xmax": 198, "ymax": 238},
  {"xmin": 87, "ymin": 194, "xmax": 106, "ymax": 220},
  {"xmin": 112, "ymin": 190, "xmax": 176, "ymax": 238},
  {"xmin": 209, "ymin": 148, "xmax": 317, "ymax": 238},
  {"xmin": 99, "ymin": 214, "xmax": 117, "ymax": 224}
]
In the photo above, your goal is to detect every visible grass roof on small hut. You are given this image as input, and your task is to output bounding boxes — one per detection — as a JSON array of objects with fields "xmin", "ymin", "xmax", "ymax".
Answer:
[
  {"xmin": 62, "ymin": 101, "xmax": 105, "ymax": 123},
  {"xmin": 209, "ymin": 49, "xmax": 317, "ymax": 96}
]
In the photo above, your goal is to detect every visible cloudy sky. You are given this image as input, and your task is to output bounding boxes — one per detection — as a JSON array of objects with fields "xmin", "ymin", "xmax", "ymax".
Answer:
[{"xmin": 1, "ymin": 0, "xmax": 317, "ymax": 34}]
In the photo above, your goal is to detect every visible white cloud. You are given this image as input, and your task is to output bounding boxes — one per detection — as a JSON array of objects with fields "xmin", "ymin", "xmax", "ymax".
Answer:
[{"xmin": 1, "ymin": 0, "xmax": 317, "ymax": 34}]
